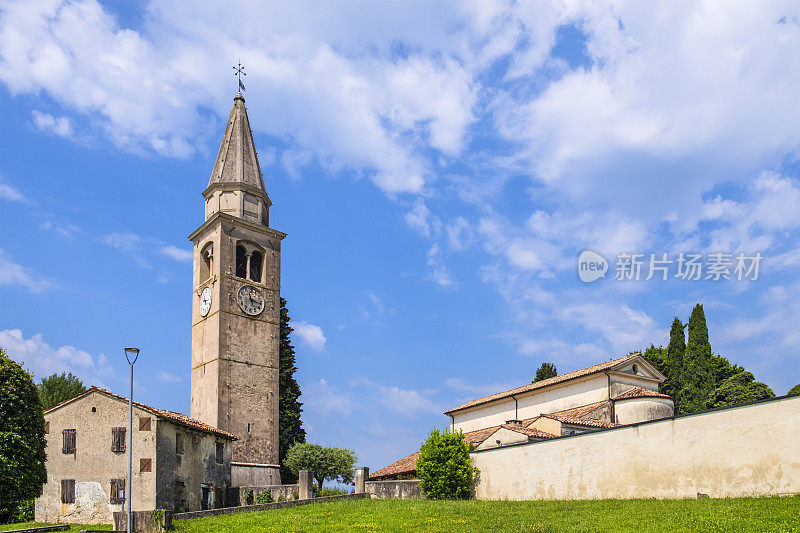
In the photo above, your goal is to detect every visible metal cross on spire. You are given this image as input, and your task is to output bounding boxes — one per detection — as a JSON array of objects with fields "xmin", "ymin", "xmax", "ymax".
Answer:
[{"xmin": 233, "ymin": 60, "xmax": 246, "ymax": 93}]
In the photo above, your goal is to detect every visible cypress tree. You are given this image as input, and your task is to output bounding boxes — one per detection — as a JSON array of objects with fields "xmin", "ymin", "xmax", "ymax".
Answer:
[
  {"xmin": 663, "ymin": 317, "xmax": 686, "ymax": 408},
  {"xmin": 278, "ymin": 298, "xmax": 305, "ymax": 483},
  {"xmin": 533, "ymin": 362, "xmax": 557, "ymax": 383},
  {"xmin": 680, "ymin": 304, "xmax": 714, "ymax": 413}
]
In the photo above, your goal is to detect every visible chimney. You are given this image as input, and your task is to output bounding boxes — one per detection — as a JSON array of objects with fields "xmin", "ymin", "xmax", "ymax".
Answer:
[{"xmin": 505, "ymin": 419, "xmax": 523, "ymax": 426}]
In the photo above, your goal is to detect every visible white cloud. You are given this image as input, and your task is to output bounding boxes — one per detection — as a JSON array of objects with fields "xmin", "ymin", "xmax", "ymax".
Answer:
[
  {"xmin": 305, "ymin": 378, "xmax": 353, "ymax": 417},
  {"xmin": 100, "ymin": 232, "xmax": 142, "ymax": 253},
  {"xmin": 426, "ymin": 243, "xmax": 455, "ymax": 287},
  {"xmin": 0, "ymin": 249, "xmax": 49, "ymax": 292},
  {"xmin": 160, "ymin": 245, "xmax": 193, "ymax": 262},
  {"xmin": 405, "ymin": 198, "xmax": 440, "ymax": 238},
  {"xmin": 0, "ymin": 177, "xmax": 24, "ymax": 202},
  {"xmin": 31, "ymin": 109, "xmax": 72, "ymax": 138},
  {"xmin": 0, "ymin": 328, "xmax": 113, "ymax": 385},
  {"xmin": 157, "ymin": 370, "xmax": 181, "ymax": 383},
  {"xmin": 294, "ymin": 321, "xmax": 326, "ymax": 352},
  {"xmin": 0, "ymin": 0, "xmax": 483, "ymax": 193}
]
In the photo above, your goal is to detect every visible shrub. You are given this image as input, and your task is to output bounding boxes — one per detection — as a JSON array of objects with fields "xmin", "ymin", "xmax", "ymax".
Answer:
[
  {"xmin": 277, "ymin": 495, "xmax": 286, "ymax": 502},
  {"xmin": 316, "ymin": 487, "xmax": 348, "ymax": 497},
  {"xmin": 256, "ymin": 490, "xmax": 273, "ymax": 504},
  {"xmin": 244, "ymin": 489, "xmax": 254, "ymax": 506},
  {"xmin": 416, "ymin": 428, "xmax": 477, "ymax": 500}
]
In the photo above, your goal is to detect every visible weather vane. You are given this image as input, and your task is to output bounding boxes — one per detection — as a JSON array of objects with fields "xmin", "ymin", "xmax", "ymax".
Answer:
[{"xmin": 233, "ymin": 60, "xmax": 246, "ymax": 93}]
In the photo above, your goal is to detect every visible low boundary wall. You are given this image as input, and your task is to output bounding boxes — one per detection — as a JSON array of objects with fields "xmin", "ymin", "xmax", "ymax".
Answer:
[
  {"xmin": 472, "ymin": 395, "xmax": 800, "ymax": 500},
  {"xmin": 172, "ymin": 493, "xmax": 366, "ymax": 521},
  {"xmin": 229, "ymin": 484, "xmax": 299, "ymax": 506},
  {"xmin": 365, "ymin": 479, "xmax": 422, "ymax": 499}
]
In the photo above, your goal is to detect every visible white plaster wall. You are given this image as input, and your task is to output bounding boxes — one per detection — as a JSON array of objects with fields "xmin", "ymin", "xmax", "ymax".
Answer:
[
  {"xmin": 515, "ymin": 375, "xmax": 609, "ymax": 421},
  {"xmin": 472, "ymin": 396, "xmax": 800, "ymax": 500},
  {"xmin": 614, "ymin": 398, "xmax": 674, "ymax": 425},
  {"xmin": 453, "ymin": 375, "xmax": 612, "ymax": 433},
  {"xmin": 452, "ymin": 399, "xmax": 515, "ymax": 433}
]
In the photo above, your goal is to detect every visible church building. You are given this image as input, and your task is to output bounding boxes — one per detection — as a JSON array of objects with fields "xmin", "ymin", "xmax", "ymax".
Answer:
[
  {"xmin": 371, "ymin": 353, "xmax": 674, "ymax": 479},
  {"xmin": 35, "ymin": 90, "xmax": 285, "ymax": 522}
]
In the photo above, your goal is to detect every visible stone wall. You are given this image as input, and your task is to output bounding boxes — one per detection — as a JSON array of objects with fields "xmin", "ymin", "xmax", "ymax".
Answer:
[
  {"xmin": 35, "ymin": 393, "xmax": 158, "ymax": 524},
  {"xmin": 172, "ymin": 493, "xmax": 366, "ymax": 521},
  {"xmin": 472, "ymin": 395, "xmax": 800, "ymax": 500},
  {"xmin": 229, "ymin": 484, "xmax": 299, "ymax": 506},
  {"xmin": 365, "ymin": 480, "xmax": 423, "ymax": 499}
]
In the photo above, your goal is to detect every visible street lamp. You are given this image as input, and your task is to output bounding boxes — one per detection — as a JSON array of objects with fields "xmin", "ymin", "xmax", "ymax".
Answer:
[{"xmin": 124, "ymin": 347, "xmax": 140, "ymax": 533}]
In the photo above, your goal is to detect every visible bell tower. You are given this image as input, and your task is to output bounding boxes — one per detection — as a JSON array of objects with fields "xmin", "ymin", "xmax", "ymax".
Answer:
[{"xmin": 189, "ymin": 92, "xmax": 285, "ymax": 486}]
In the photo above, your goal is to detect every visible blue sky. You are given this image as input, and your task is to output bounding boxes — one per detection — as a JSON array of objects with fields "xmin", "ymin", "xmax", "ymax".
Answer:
[{"xmin": 2, "ymin": 1, "xmax": 800, "ymax": 471}]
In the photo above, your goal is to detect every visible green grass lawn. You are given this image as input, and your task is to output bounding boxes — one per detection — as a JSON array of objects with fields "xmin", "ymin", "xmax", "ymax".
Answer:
[
  {"xmin": 171, "ymin": 496, "xmax": 800, "ymax": 532},
  {"xmin": 0, "ymin": 522, "xmax": 112, "ymax": 532}
]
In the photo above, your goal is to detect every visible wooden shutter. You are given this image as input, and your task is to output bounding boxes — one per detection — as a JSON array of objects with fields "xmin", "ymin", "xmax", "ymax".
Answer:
[
  {"xmin": 61, "ymin": 479, "xmax": 75, "ymax": 504},
  {"xmin": 112, "ymin": 427, "xmax": 126, "ymax": 452},
  {"xmin": 62, "ymin": 429, "xmax": 76, "ymax": 454},
  {"xmin": 139, "ymin": 417, "xmax": 151, "ymax": 431},
  {"xmin": 140, "ymin": 458, "xmax": 152, "ymax": 472},
  {"xmin": 110, "ymin": 478, "xmax": 125, "ymax": 504}
]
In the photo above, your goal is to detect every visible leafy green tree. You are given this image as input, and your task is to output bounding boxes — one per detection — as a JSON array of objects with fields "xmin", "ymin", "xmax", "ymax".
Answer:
[
  {"xmin": 663, "ymin": 318, "xmax": 686, "ymax": 406},
  {"xmin": 710, "ymin": 371, "xmax": 775, "ymax": 407},
  {"xmin": 788, "ymin": 384, "xmax": 800, "ymax": 396},
  {"xmin": 680, "ymin": 304, "xmax": 715, "ymax": 413},
  {"xmin": 533, "ymin": 362, "xmax": 557, "ymax": 383},
  {"xmin": 37, "ymin": 372, "xmax": 86, "ymax": 410},
  {"xmin": 416, "ymin": 429, "xmax": 477, "ymax": 500},
  {"xmin": 639, "ymin": 345, "xmax": 665, "ymax": 371},
  {"xmin": 278, "ymin": 298, "xmax": 305, "ymax": 483},
  {"xmin": 285, "ymin": 443, "xmax": 356, "ymax": 490},
  {"xmin": 0, "ymin": 349, "xmax": 47, "ymax": 523}
]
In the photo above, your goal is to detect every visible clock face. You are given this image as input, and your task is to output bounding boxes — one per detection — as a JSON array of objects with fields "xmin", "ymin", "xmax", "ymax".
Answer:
[
  {"xmin": 200, "ymin": 287, "xmax": 212, "ymax": 317},
  {"xmin": 237, "ymin": 285, "xmax": 265, "ymax": 316}
]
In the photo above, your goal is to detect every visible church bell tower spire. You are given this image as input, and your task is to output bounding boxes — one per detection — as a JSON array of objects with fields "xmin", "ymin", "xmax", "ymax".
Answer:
[{"xmin": 189, "ymin": 90, "xmax": 286, "ymax": 487}]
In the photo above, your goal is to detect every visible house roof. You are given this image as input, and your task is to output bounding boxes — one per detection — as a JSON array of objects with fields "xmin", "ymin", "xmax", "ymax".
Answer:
[
  {"xmin": 445, "ymin": 354, "xmax": 653, "ymax": 415},
  {"xmin": 613, "ymin": 387, "xmax": 672, "ymax": 401},
  {"xmin": 370, "ymin": 451, "xmax": 420, "ymax": 480},
  {"xmin": 45, "ymin": 386, "xmax": 238, "ymax": 440},
  {"xmin": 542, "ymin": 414, "xmax": 620, "ymax": 429},
  {"xmin": 500, "ymin": 424, "xmax": 557, "ymax": 439},
  {"xmin": 545, "ymin": 400, "xmax": 610, "ymax": 419}
]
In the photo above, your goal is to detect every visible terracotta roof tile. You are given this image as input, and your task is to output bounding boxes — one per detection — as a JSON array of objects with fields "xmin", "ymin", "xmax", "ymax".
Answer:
[
  {"xmin": 613, "ymin": 387, "xmax": 672, "ymax": 400},
  {"xmin": 500, "ymin": 425, "xmax": 557, "ymax": 439},
  {"xmin": 543, "ymin": 414, "xmax": 620, "ymax": 428},
  {"xmin": 45, "ymin": 386, "xmax": 238, "ymax": 440},
  {"xmin": 547, "ymin": 400, "xmax": 610, "ymax": 419},
  {"xmin": 370, "ymin": 451, "xmax": 420, "ymax": 480},
  {"xmin": 445, "ymin": 354, "xmax": 641, "ymax": 414}
]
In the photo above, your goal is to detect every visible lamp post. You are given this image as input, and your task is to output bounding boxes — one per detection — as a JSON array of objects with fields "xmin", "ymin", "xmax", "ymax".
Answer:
[{"xmin": 124, "ymin": 347, "xmax": 140, "ymax": 533}]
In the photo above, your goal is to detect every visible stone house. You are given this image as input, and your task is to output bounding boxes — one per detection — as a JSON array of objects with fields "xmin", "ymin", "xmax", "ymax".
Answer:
[
  {"xmin": 371, "ymin": 353, "xmax": 673, "ymax": 479},
  {"xmin": 35, "ymin": 387, "xmax": 236, "ymax": 524}
]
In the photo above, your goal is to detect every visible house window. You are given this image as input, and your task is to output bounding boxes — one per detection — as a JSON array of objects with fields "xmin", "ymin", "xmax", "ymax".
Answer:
[
  {"xmin": 139, "ymin": 417, "xmax": 151, "ymax": 431},
  {"xmin": 110, "ymin": 478, "xmax": 126, "ymax": 504},
  {"xmin": 61, "ymin": 479, "xmax": 75, "ymax": 504},
  {"xmin": 249, "ymin": 250, "xmax": 262, "ymax": 282},
  {"xmin": 62, "ymin": 429, "xmax": 76, "ymax": 454},
  {"xmin": 176, "ymin": 432, "xmax": 185, "ymax": 455},
  {"xmin": 632, "ymin": 364, "xmax": 639, "ymax": 374},
  {"xmin": 111, "ymin": 427, "xmax": 126, "ymax": 453},
  {"xmin": 140, "ymin": 458, "xmax": 152, "ymax": 473},
  {"xmin": 215, "ymin": 442, "xmax": 224, "ymax": 464}
]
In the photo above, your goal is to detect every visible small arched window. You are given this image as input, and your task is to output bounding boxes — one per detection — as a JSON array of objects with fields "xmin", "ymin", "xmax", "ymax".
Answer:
[
  {"xmin": 200, "ymin": 244, "xmax": 213, "ymax": 281},
  {"xmin": 249, "ymin": 251, "xmax": 263, "ymax": 283},
  {"xmin": 632, "ymin": 364, "xmax": 639, "ymax": 374},
  {"xmin": 235, "ymin": 246, "xmax": 248, "ymax": 278}
]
